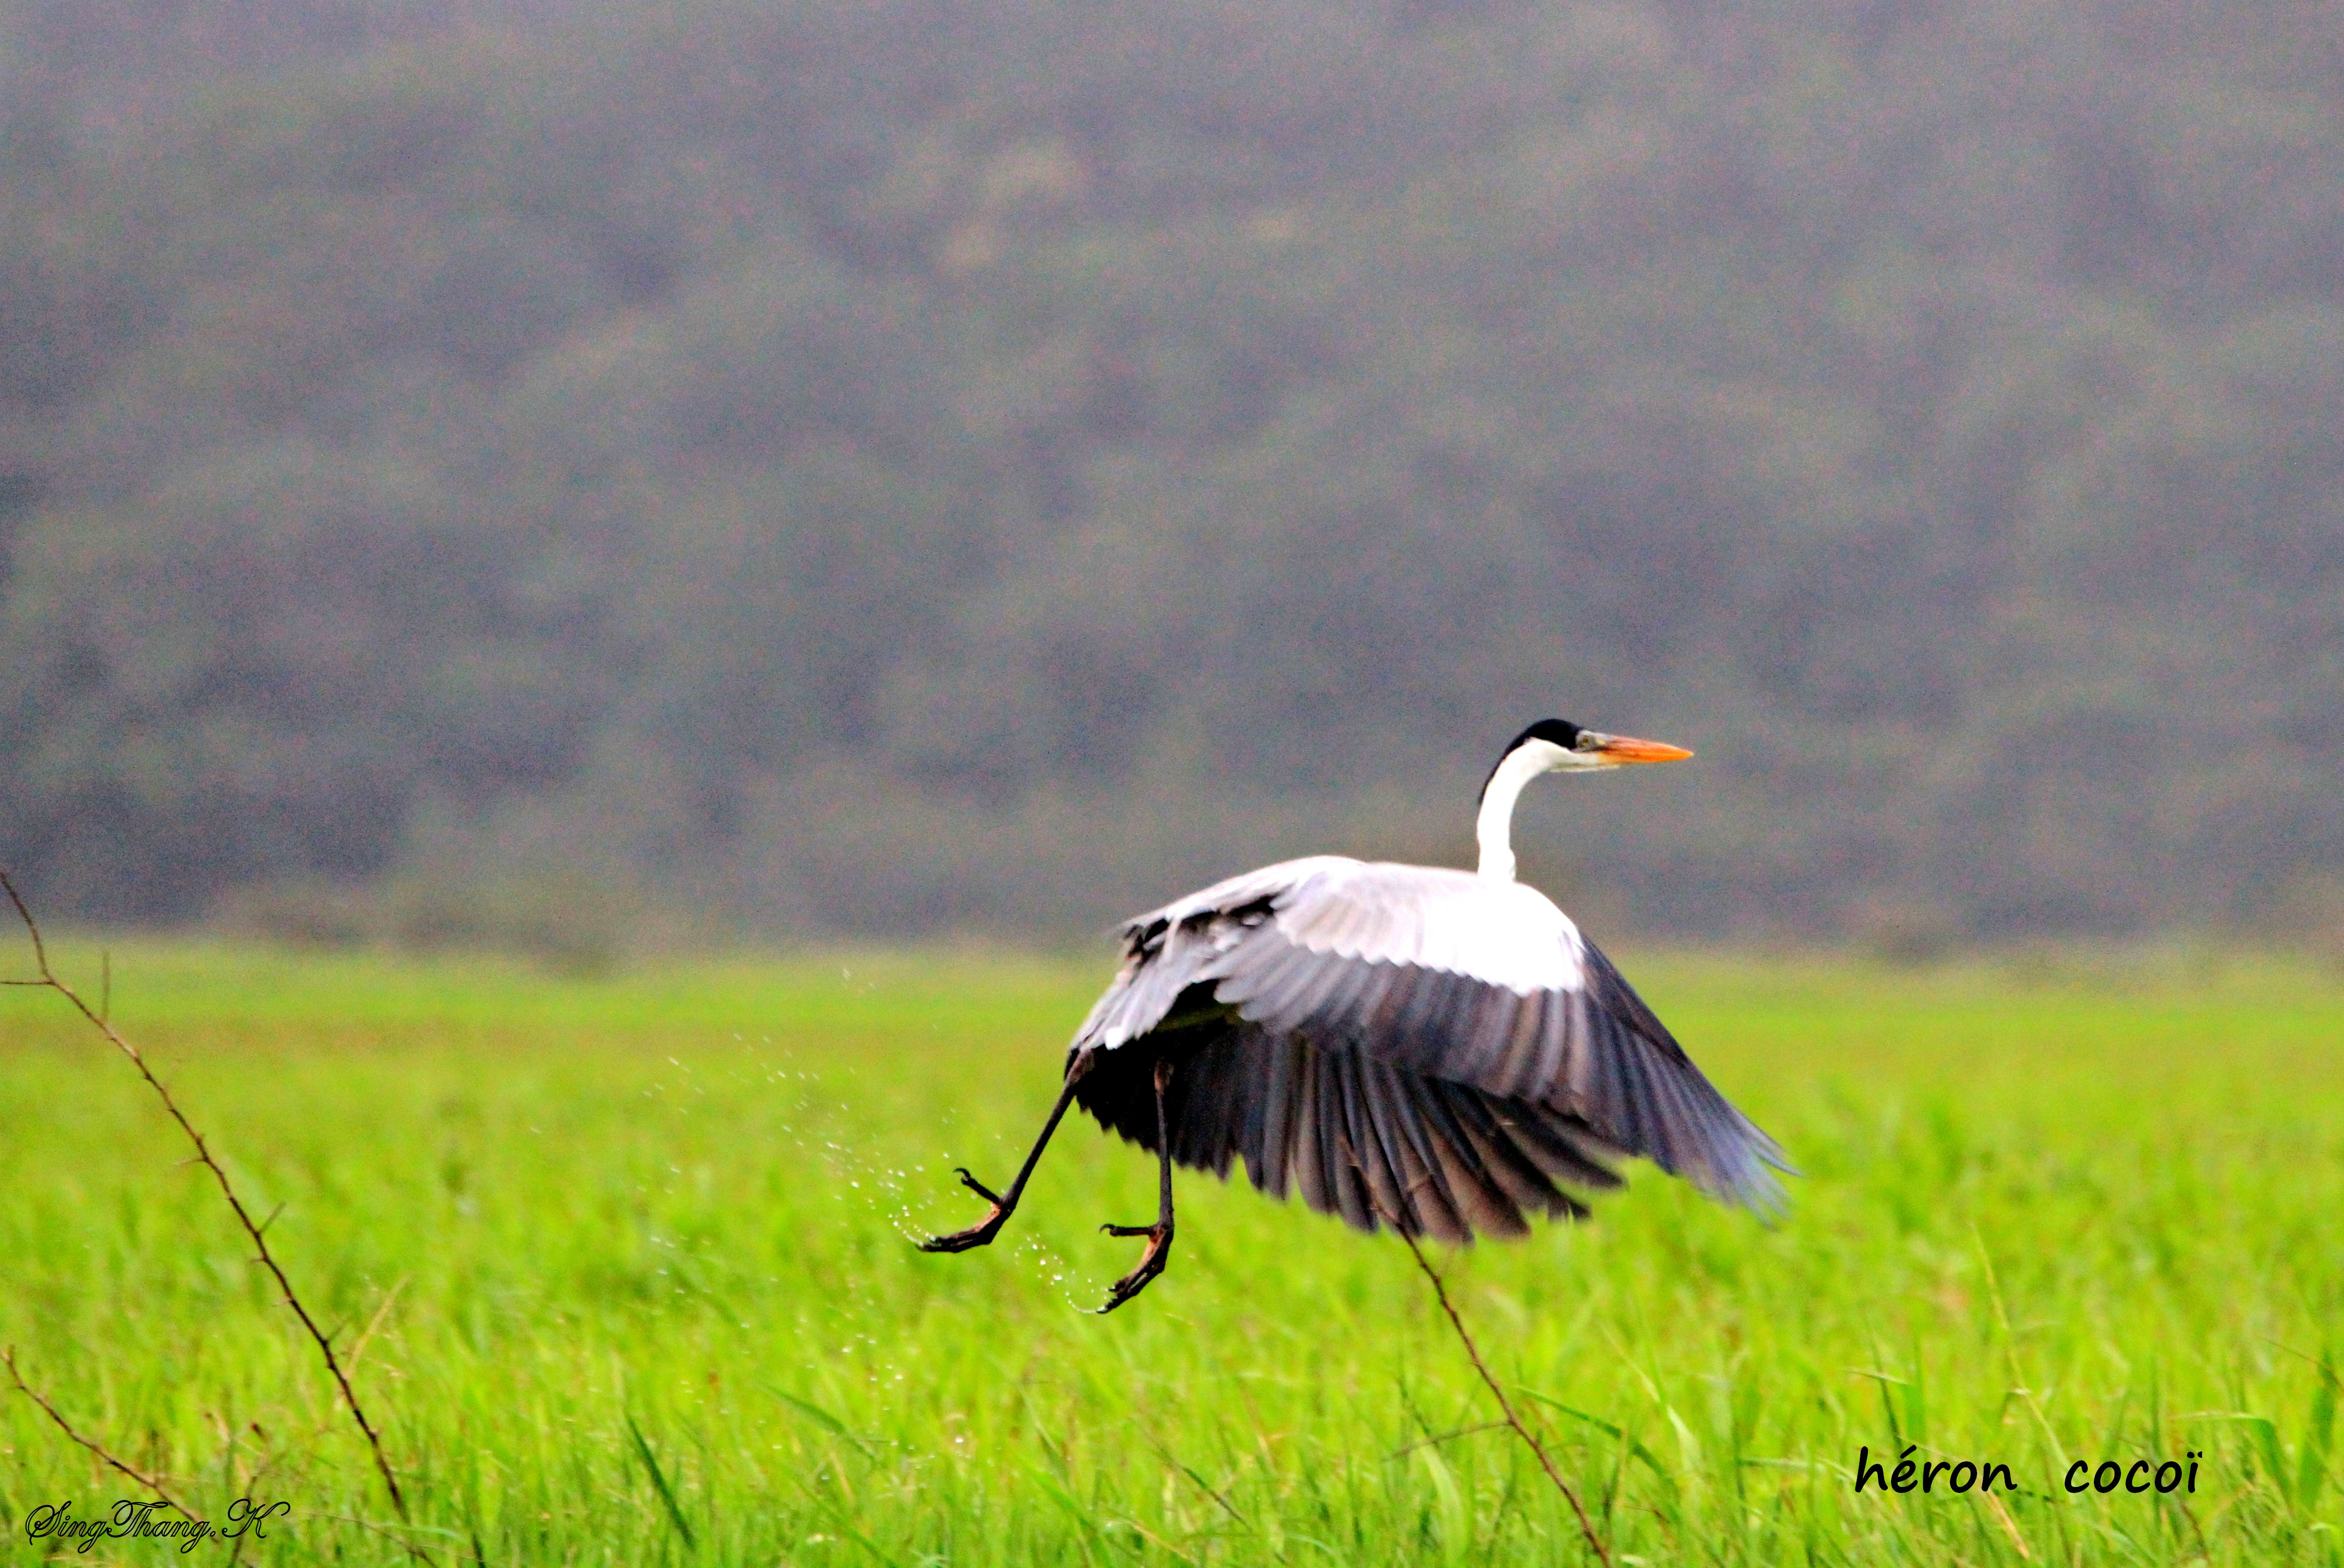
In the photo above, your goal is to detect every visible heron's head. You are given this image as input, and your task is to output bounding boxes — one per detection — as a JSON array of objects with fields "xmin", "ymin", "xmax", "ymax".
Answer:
[
  {"xmin": 1502, "ymin": 718, "xmax": 1696, "ymax": 777},
  {"xmin": 1474, "ymin": 717, "xmax": 1695, "ymax": 877}
]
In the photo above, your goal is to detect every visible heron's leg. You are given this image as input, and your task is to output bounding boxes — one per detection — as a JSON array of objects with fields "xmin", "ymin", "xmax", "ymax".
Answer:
[
  {"xmin": 919, "ymin": 1050, "xmax": 1095, "ymax": 1254},
  {"xmin": 1098, "ymin": 1057, "xmax": 1176, "ymax": 1313}
]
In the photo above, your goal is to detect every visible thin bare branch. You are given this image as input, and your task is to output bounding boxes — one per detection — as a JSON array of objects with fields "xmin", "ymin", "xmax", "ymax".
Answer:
[
  {"xmin": 5, "ymin": 1346, "xmax": 192, "ymax": 1518},
  {"xmin": 1338, "ymin": 1130, "xmax": 1610, "ymax": 1565},
  {"xmin": 0, "ymin": 868, "xmax": 408, "ymax": 1520},
  {"xmin": 1338, "ymin": 1159, "xmax": 1612, "ymax": 1567},
  {"xmin": 1143, "ymin": 1430, "xmax": 1247, "ymax": 1524},
  {"xmin": 317, "ymin": 1514, "xmax": 446, "ymax": 1567},
  {"xmin": 3, "ymin": 867, "xmax": 51, "ymax": 974},
  {"xmin": 1390, "ymin": 1228, "xmax": 1612, "ymax": 1565},
  {"xmin": 1388, "ymin": 1419, "xmax": 1509, "ymax": 1459}
]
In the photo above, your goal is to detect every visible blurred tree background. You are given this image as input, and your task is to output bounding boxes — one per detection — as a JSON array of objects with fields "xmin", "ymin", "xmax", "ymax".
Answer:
[{"xmin": 2, "ymin": 0, "xmax": 2339, "ymax": 949}]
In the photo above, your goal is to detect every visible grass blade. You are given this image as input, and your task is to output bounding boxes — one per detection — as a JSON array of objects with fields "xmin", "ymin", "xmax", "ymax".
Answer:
[
  {"xmin": 2300, "ymin": 1358, "xmax": 2335, "ymax": 1513},
  {"xmin": 626, "ymin": 1413, "xmax": 698, "ymax": 1551},
  {"xmin": 762, "ymin": 1382, "xmax": 879, "ymax": 1457}
]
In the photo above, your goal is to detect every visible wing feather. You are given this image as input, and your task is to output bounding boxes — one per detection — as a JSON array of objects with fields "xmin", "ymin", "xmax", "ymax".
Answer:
[
  {"xmin": 1368, "ymin": 1065, "xmax": 1435, "ymax": 1216},
  {"xmin": 1250, "ymin": 1033, "xmax": 1298, "ymax": 1199},
  {"xmin": 1484, "ymin": 987, "xmax": 1546, "ymax": 1096},
  {"xmin": 1290, "ymin": 1039, "xmax": 1331, "ymax": 1219},
  {"xmin": 1387, "ymin": 1066, "xmax": 1468, "ymax": 1241},
  {"xmin": 1440, "ymin": 1085, "xmax": 1594, "ymax": 1221},
  {"xmin": 1496, "ymin": 1099, "xmax": 1624, "ymax": 1192},
  {"xmin": 1404, "ymin": 1079, "xmax": 1531, "ymax": 1238},
  {"xmin": 1324, "ymin": 1049, "xmax": 1379, "ymax": 1232},
  {"xmin": 1375, "ymin": 1064, "xmax": 1475, "ymax": 1243},
  {"xmin": 1351, "ymin": 1062, "xmax": 1420, "ymax": 1235}
]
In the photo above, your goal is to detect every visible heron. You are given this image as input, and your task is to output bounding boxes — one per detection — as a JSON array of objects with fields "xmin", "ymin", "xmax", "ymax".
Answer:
[{"xmin": 920, "ymin": 719, "xmax": 1788, "ymax": 1311}]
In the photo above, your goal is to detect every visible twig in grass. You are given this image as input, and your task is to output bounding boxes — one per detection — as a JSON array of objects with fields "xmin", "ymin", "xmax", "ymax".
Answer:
[
  {"xmin": 1389, "ymin": 1420, "xmax": 1510, "ymax": 1459},
  {"xmin": 1387, "ymin": 1225, "xmax": 1614, "ymax": 1567},
  {"xmin": 1143, "ymin": 1431, "xmax": 1247, "ymax": 1524},
  {"xmin": 5, "ymin": 1345, "xmax": 192, "ymax": 1518},
  {"xmin": 318, "ymin": 1512, "xmax": 449, "ymax": 1566},
  {"xmin": 1342, "ymin": 1137, "xmax": 1609, "ymax": 1566},
  {"xmin": 0, "ymin": 868, "xmax": 408, "ymax": 1520}
]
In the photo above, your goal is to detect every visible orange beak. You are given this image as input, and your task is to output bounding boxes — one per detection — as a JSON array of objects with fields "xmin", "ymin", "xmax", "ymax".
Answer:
[{"xmin": 1592, "ymin": 733, "xmax": 1695, "ymax": 764}]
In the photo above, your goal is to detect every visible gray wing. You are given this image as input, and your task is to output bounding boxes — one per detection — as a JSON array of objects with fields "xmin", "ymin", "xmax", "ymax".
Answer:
[
  {"xmin": 1078, "ymin": 1020, "xmax": 1619, "ymax": 1243},
  {"xmin": 1073, "ymin": 857, "xmax": 1788, "ymax": 1226},
  {"xmin": 1215, "ymin": 927, "xmax": 1788, "ymax": 1214}
]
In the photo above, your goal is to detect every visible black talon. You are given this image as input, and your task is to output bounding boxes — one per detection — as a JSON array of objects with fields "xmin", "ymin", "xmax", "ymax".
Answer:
[
  {"xmin": 919, "ymin": 1168, "xmax": 1010, "ymax": 1251},
  {"xmin": 954, "ymin": 1167, "xmax": 1004, "ymax": 1204},
  {"xmin": 918, "ymin": 1202, "xmax": 1005, "ymax": 1253},
  {"xmin": 1096, "ymin": 1222, "xmax": 1173, "ymax": 1313}
]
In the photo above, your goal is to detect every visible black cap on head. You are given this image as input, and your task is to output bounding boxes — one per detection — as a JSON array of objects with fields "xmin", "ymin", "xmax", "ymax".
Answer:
[
  {"xmin": 1479, "ymin": 718, "xmax": 1585, "ymax": 802},
  {"xmin": 1508, "ymin": 718, "xmax": 1583, "ymax": 753}
]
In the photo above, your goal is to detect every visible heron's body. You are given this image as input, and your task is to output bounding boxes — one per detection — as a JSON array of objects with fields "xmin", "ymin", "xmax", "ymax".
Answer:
[{"xmin": 921, "ymin": 719, "xmax": 1788, "ymax": 1309}]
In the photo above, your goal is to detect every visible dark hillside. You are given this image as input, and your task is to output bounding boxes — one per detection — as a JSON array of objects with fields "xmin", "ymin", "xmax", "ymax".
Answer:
[{"xmin": 2, "ymin": 0, "xmax": 2338, "ymax": 941}]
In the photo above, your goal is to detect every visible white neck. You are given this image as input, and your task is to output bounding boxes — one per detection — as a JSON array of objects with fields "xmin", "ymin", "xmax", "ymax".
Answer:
[{"xmin": 1475, "ymin": 744, "xmax": 1553, "ymax": 881}]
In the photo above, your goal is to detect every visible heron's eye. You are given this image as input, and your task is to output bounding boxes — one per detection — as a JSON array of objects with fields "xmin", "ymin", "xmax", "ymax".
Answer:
[{"xmin": 1573, "ymin": 731, "xmax": 1604, "ymax": 753}]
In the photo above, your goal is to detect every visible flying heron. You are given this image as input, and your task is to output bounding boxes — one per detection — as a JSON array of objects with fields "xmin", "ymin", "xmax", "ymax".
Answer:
[{"xmin": 920, "ymin": 719, "xmax": 1788, "ymax": 1311}]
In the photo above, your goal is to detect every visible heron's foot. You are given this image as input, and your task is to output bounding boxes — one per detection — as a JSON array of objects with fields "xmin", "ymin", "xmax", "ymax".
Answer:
[
  {"xmin": 918, "ymin": 1168, "xmax": 1009, "ymax": 1253},
  {"xmin": 1095, "ymin": 1220, "xmax": 1174, "ymax": 1313}
]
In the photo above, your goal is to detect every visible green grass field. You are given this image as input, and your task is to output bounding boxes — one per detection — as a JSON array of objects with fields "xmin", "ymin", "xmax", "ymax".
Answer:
[{"xmin": 3, "ymin": 939, "xmax": 2339, "ymax": 1564}]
